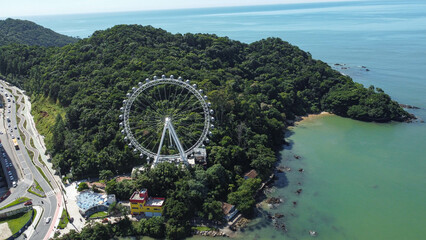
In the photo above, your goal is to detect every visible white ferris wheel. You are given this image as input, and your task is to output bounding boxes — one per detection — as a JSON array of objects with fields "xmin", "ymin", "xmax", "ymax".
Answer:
[{"xmin": 119, "ymin": 75, "xmax": 214, "ymax": 167}]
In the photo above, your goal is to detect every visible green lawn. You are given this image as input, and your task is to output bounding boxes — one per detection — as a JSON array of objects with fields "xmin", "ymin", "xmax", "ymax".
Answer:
[
  {"xmin": 27, "ymin": 187, "xmax": 45, "ymax": 198},
  {"xmin": 0, "ymin": 197, "xmax": 30, "ymax": 210},
  {"xmin": 58, "ymin": 209, "xmax": 69, "ymax": 229},
  {"xmin": 30, "ymin": 138, "xmax": 35, "ymax": 149},
  {"xmin": 89, "ymin": 211, "xmax": 108, "ymax": 219},
  {"xmin": 192, "ymin": 226, "xmax": 217, "ymax": 231},
  {"xmin": 38, "ymin": 155, "xmax": 46, "ymax": 166},
  {"xmin": 34, "ymin": 179, "xmax": 44, "ymax": 192},
  {"xmin": 27, "ymin": 179, "xmax": 46, "ymax": 197},
  {"xmin": 30, "ymin": 94, "xmax": 66, "ymax": 145},
  {"xmin": 36, "ymin": 166, "xmax": 53, "ymax": 189},
  {"xmin": 0, "ymin": 209, "xmax": 33, "ymax": 234}
]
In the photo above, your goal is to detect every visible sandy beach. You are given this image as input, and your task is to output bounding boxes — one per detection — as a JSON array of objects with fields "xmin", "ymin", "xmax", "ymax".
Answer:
[{"xmin": 294, "ymin": 112, "xmax": 333, "ymax": 125}]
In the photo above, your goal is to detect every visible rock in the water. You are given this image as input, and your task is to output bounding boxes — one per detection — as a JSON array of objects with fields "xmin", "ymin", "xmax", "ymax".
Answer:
[
  {"xmin": 399, "ymin": 104, "xmax": 420, "ymax": 109},
  {"xmin": 265, "ymin": 197, "xmax": 282, "ymax": 204}
]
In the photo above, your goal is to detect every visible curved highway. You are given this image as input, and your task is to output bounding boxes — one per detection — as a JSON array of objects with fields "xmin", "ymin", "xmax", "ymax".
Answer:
[{"xmin": 0, "ymin": 80, "xmax": 64, "ymax": 240}]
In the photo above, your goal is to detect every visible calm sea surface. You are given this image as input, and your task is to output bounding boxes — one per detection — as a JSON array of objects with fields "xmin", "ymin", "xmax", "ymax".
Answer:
[{"xmin": 11, "ymin": 0, "xmax": 426, "ymax": 239}]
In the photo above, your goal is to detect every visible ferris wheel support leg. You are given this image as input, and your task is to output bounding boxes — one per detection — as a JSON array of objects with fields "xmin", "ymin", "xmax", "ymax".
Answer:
[
  {"xmin": 168, "ymin": 120, "xmax": 188, "ymax": 165},
  {"xmin": 153, "ymin": 119, "xmax": 169, "ymax": 167},
  {"xmin": 153, "ymin": 118, "xmax": 188, "ymax": 166}
]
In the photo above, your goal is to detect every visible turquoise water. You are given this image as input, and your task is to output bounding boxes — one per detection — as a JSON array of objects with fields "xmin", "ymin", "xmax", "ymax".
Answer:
[{"xmin": 4, "ymin": 0, "xmax": 426, "ymax": 239}]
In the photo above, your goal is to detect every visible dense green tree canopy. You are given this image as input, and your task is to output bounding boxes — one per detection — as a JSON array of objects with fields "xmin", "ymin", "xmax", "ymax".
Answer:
[
  {"xmin": 0, "ymin": 18, "xmax": 78, "ymax": 47},
  {"xmin": 11, "ymin": 23, "xmax": 409, "ymax": 240}
]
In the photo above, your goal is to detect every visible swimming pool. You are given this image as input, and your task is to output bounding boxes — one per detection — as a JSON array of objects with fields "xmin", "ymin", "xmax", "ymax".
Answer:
[{"xmin": 77, "ymin": 190, "xmax": 106, "ymax": 211}]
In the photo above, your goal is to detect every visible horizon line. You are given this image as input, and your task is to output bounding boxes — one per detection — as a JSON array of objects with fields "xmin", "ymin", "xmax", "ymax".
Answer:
[{"xmin": 0, "ymin": 0, "xmax": 360, "ymax": 19}]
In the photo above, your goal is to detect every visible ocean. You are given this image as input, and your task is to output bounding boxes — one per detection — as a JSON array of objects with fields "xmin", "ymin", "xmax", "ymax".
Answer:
[{"xmin": 12, "ymin": 0, "xmax": 426, "ymax": 239}]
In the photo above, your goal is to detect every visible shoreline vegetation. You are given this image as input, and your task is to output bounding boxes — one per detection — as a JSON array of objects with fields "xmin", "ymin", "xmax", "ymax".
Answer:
[{"xmin": 0, "ymin": 20, "xmax": 415, "ymax": 240}]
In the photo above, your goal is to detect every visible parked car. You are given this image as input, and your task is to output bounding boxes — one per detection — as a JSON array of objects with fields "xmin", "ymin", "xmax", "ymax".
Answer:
[{"xmin": 24, "ymin": 200, "xmax": 32, "ymax": 205}]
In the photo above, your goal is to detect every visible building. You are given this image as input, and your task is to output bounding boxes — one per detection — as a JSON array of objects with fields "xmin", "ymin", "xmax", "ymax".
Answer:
[
  {"xmin": 130, "ymin": 189, "xmax": 165, "ymax": 217},
  {"xmin": 222, "ymin": 202, "xmax": 238, "ymax": 221},
  {"xmin": 244, "ymin": 169, "xmax": 258, "ymax": 180}
]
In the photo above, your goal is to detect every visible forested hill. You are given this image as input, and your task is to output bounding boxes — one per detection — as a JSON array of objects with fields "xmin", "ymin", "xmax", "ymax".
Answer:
[
  {"xmin": 0, "ymin": 24, "xmax": 411, "ymax": 179},
  {"xmin": 0, "ymin": 24, "xmax": 413, "ymax": 239},
  {"xmin": 0, "ymin": 18, "xmax": 78, "ymax": 47}
]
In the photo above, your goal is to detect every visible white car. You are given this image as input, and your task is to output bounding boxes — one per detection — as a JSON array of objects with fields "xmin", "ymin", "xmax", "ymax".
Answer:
[{"xmin": 45, "ymin": 217, "xmax": 51, "ymax": 224}]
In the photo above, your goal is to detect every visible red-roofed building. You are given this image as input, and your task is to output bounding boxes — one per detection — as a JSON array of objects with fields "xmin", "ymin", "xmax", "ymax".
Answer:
[{"xmin": 130, "ymin": 189, "xmax": 165, "ymax": 217}]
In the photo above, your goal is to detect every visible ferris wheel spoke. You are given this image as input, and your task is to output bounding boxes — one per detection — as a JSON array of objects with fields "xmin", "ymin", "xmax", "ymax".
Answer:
[
  {"xmin": 133, "ymin": 92, "xmax": 157, "ymax": 111},
  {"xmin": 163, "ymin": 84, "xmax": 170, "ymax": 115},
  {"xmin": 173, "ymin": 105, "xmax": 204, "ymax": 120},
  {"xmin": 173, "ymin": 84, "xmax": 187, "ymax": 112},
  {"xmin": 176, "ymin": 88, "xmax": 194, "ymax": 114},
  {"xmin": 176, "ymin": 94, "xmax": 197, "ymax": 114},
  {"xmin": 133, "ymin": 98, "xmax": 163, "ymax": 118},
  {"xmin": 154, "ymin": 85, "xmax": 167, "ymax": 116},
  {"xmin": 139, "ymin": 134, "xmax": 156, "ymax": 152},
  {"xmin": 169, "ymin": 84, "xmax": 180, "ymax": 115},
  {"xmin": 177, "ymin": 128, "xmax": 200, "ymax": 145},
  {"xmin": 136, "ymin": 91, "xmax": 165, "ymax": 116}
]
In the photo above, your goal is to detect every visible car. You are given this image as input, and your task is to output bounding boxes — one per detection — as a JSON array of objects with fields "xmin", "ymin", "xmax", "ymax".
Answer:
[
  {"xmin": 8, "ymin": 171, "xmax": 12, "ymax": 176},
  {"xmin": 14, "ymin": 126, "xmax": 17, "ymax": 129},
  {"xmin": 8, "ymin": 105, "xmax": 10, "ymax": 108},
  {"xmin": 8, "ymin": 124, "xmax": 10, "ymax": 128},
  {"xmin": 7, "ymin": 110, "xmax": 10, "ymax": 113},
  {"xmin": 10, "ymin": 176, "xmax": 14, "ymax": 180},
  {"xmin": 11, "ymin": 135, "xmax": 15, "ymax": 139},
  {"xmin": 12, "ymin": 181, "xmax": 17, "ymax": 188},
  {"xmin": 24, "ymin": 200, "xmax": 32, "ymax": 205},
  {"xmin": 45, "ymin": 217, "xmax": 51, "ymax": 224},
  {"xmin": 17, "ymin": 136, "xmax": 20, "ymax": 140}
]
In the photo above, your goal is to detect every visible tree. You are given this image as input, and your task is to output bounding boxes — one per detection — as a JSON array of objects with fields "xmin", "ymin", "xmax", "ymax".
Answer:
[
  {"xmin": 99, "ymin": 170, "xmax": 114, "ymax": 181},
  {"xmin": 200, "ymin": 198, "xmax": 223, "ymax": 222},
  {"xmin": 228, "ymin": 178, "xmax": 261, "ymax": 216},
  {"xmin": 51, "ymin": 114, "xmax": 65, "ymax": 154},
  {"xmin": 77, "ymin": 182, "xmax": 89, "ymax": 192}
]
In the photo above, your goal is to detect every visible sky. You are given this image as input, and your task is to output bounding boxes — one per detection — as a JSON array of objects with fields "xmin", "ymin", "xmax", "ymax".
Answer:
[{"xmin": 0, "ymin": 0, "xmax": 354, "ymax": 17}]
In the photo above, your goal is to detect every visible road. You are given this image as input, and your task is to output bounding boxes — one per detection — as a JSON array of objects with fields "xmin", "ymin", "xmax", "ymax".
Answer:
[{"xmin": 0, "ymin": 80, "xmax": 64, "ymax": 240}]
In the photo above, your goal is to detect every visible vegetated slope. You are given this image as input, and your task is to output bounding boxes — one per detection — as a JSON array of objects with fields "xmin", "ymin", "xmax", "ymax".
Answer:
[
  {"xmin": 0, "ymin": 24, "xmax": 413, "ymax": 239},
  {"xmin": 0, "ymin": 18, "xmax": 78, "ymax": 47},
  {"xmin": 0, "ymin": 24, "xmax": 411, "ymax": 179}
]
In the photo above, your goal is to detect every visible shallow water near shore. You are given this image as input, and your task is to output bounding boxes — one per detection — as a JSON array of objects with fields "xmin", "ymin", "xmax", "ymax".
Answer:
[{"xmin": 241, "ymin": 114, "xmax": 426, "ymax": 239}]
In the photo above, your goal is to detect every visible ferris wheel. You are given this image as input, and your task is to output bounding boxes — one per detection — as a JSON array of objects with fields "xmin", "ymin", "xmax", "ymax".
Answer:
[{"xmin": 119, "ymin": 75, "xmax": 214, "ymax": 167}]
